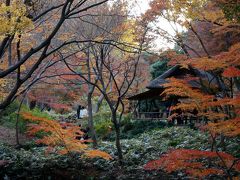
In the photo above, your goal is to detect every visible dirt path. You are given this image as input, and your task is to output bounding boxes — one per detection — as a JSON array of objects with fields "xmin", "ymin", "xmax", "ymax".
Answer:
[{"xmin": 0, "ymin": 126, "xmax": 30, "ymax": 145}]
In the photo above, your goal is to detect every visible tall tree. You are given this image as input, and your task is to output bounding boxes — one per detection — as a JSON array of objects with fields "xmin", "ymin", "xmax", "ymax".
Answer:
[
  {"xmin": 0, "ymin": 0, "xmax": 109, "ymax": 110},
  {"xmin": 64, "ymin": 19, "xmax": 148, "ymax": 162},
  {"xmin": 143, "ymin": 1, "xmax": 240, "ymax": 178}
]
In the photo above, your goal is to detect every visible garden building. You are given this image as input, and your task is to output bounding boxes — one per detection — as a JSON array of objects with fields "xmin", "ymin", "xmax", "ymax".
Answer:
[{"xmin": 128, "ymin": 65, "xmax": 221, "ymax": 125}]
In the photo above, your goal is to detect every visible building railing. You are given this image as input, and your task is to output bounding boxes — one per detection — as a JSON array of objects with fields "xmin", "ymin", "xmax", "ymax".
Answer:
[
  {"xmin": 132, "ymin": 112, "xmax": 168, "ymax": 120},
  {"xmin": 131, "ymin": 111, "xmax": 206, "ymax": 127}
]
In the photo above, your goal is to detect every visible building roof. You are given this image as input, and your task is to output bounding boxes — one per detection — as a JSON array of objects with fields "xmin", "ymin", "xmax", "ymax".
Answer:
[
  {"xmin": 128, "ymin": 65, "xmax": 227, "ymax": 100},
  {"xmin": 128, "ymin": 89, "xmax": 164, "ymax": 100},
  {"xmin": 147, "ymin": 65, "xmax": 218, "ymax": 89}
]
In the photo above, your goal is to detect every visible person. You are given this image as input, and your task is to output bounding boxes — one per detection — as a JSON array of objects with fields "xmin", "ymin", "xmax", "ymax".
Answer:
[{"xmin": 77, "ymin": 105, "xmax": 85, "ymax": 119}]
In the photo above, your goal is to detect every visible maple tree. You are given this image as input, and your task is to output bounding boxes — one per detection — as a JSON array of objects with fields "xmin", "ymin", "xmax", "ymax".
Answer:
[
  {"xmin": 0, "ymin": 0, "xmax": 110, "ymax": 110},
  {"xmin": 63, "ymin": 18, "xmax": 148, "ymax": 163},
  {"xmin": 143, "ymin": 0, "xmax": 240, "ymax": 178},
  {"xmin": 24, "ymin": 58, "xmax": 83, "ymax": 113},
  {"xmin": 71, "ymin": 2, "xmax": 129, "ymax": 147},
  {"xmin": 144, "ymin": 149, "xmax": 240, "ymax": 178},
  {"xmin": 38, "ymin": 0, "xmax": 148, "ymax": 162},
  {"xmin": 21, "ymin": 112, "xmax": 112, "ymax": 160}
]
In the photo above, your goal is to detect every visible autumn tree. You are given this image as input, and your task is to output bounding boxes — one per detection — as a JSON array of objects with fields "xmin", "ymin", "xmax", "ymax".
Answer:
[
  {"xmin": 214, "ymin": 0, "xmax": 240, "ymax": 23},
  {"xmin": 78, "ymin": 1, "xmax": 128, "ymax": 148},
  {"xmin": 63, "ymin": 16, "xmax": 148, "ymax": 162},
  {"xmin": 0, "ymin": 0, "xmax": 109, "ymax": 110},
  {"xmin": 21, "ymin": 112, "xmax": 112, "ymax": 160},
  {"xmin": 143, "ymin": 0, "xmax": 240, "ymax": 178}
]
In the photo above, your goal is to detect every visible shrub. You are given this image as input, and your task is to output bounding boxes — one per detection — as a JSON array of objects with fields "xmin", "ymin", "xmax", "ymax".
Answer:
[
  {"xmin": 0, "ymin": 101, "xmax": 27, "ymax": 133},
  {"xmin": 0, "ymin": 101, "xmax": 53, "ymax": 133},
  {"xmin": 95, "ymin": 120, "xmax": 113, "ymax": 139}
]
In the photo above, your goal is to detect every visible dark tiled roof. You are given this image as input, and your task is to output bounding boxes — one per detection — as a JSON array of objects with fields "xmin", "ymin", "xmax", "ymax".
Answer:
[
  {"xmin": 128, "ymin": 89, "xmax": 164, "ymax": 100},
  {"xmin": 147, "ymin": 65, "xmax": 220, "ymax": 89},
  {"xmin": 128, "ymin": 65, "xmax": 227, "ymax": 100}
]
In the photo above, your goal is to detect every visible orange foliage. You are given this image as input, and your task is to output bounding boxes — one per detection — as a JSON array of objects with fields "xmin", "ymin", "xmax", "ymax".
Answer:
[
  {"xmin": 169, "ymin": 43, "xmax": 240, "ymax": 74},
  {"xmin": 223, "ymin": 67, "xmax": 240, "ymax": 78},
  {"xmin": 144, "ymin": 149, "xmax": 240, "ymax": 178},
  {"xmin": 162, "ymin": 78, "xmax": 215, "ymax": 114},
  {"xmin": 21, "ymin": 112, "xmax": 112, "ymax": 160},
  {"xmin": 155, "ymin": 42, "xmax": 240, "ymax": 177},
  {"xmin": 142, "ymin": 1, "xmax": 240, "ymax": 178},
  {"xmin": 85, "ymin": 150, "xmax": 112, "ymax": 160},
  {"xmin": 206, "ymin": 118, "xmax": 240, "ymax": 137}
]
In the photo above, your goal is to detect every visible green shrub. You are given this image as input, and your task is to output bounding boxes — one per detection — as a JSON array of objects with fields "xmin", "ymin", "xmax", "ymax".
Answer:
[
  {"xmin": 168, "ymin": 139, "xmax": 181, "ymax": 147},
  {"xmin": 0, "ymin": 101, "xmax": 27, "ymax": 133},
  {"xmin": 121, "ymin": 120, "xmax": 167, "ymax": 139},
  {"xmin": 93, "ymin": 111, "xmax": 113, "ymax": 139},
  {"xmin": 0, "ymin": 101, "xmax": 53, "ymax": 133},
  {"xmin": 0, "ymin": 101, "xmax": 19, "ymax": 117},
  {"xmin": 95, "ymin": 120, "xmax": 113, "ymax": 139},
  {"xmin": 22, "ymin": 107, "xmax": 53, "ymax": 120}
]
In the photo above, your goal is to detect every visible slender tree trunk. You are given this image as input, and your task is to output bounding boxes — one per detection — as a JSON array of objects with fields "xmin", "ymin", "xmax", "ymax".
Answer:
[
  {"xmin": 112, "ymin": 110, "xmax": 123, "ymax": 164},
  {"xmin": 87, "ymin": 91, "xmax": 98, "ymax": 148},
  {"xmin": 15, "ymin": 115, "xmax": 20, "ymax": 146},
  {"xmin": 86, "ymin": 47, "xmax": 98, "ymax": 148},
  {"xmin": 94, "ymin": 94, "xmax": 104, "ymax": 113},
  {"xmin": 234, "ymin": 78, "xmax": 240, "ymax": 91},
  {"xmin": 16, "ymin": 93, "xmax": 26, "ymax": 146}
]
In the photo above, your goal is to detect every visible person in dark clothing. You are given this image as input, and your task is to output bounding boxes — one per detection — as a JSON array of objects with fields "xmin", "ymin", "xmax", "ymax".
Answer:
[{"xmin": 77, "ymin": 105, "xmax": 85, "ymax": 119}]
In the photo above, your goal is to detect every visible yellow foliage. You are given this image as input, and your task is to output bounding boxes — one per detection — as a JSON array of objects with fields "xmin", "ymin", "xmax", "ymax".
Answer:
[
  {"xmin": 0, "ymin": 78, "xmax": 14, "ymax": 100},
  {"xmin": 0, "ymin": 61, "xmax": 8, "ymax": 70},
  {"xmin": 0, "ymin": 1, "xmax": 33, "ymax": 40},
  {"xmin": 119, "ymin": 21, "xmax": 137, "ymax": 45}
]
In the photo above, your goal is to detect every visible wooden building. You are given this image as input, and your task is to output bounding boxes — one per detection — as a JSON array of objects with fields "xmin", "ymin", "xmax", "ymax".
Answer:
[{"xmin": 128, "ymin": 65, "xmax": 220, "ymax": 124}]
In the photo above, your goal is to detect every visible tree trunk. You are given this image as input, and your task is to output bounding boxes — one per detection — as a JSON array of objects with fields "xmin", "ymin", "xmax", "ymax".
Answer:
[
  {"xmin": 85, "ymin": 47, "xmax": 98, "ymax": 148},
  {"xmin": 16, "ymin": 95, "xmax": 25, "ymax": 146},
  {"xmin": 87, "ymin": 92, "xmax": 98, "ymax": 148},
  {"xmin": 112, "ymin": 111, "xmax": 123, "ymax": 164},
  {"xmin": 94, "ymin": 94, "xmax": 104, "ymax": 113}
]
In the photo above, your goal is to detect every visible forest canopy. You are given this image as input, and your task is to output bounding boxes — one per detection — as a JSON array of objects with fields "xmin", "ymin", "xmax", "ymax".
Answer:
[{"xmin": 0, "ymin": 0, "xmax": 239, "ymax": 179}]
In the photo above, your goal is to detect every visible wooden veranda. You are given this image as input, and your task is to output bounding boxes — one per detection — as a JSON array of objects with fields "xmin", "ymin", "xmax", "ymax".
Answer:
[
  {"xmin": 132, "ymin": 112, "xmax": 168, "ymax": 121},
  {"xmin": 127, "ymin": 65, "xmax": 217, "ymax": 124},
  {"xmin": 128, "ymin": 88, "xmax": 172, "ymax": 121}
]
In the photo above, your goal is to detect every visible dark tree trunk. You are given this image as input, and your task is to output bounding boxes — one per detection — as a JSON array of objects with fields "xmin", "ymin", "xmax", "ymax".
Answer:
[
  {"xmin": 87, "ymin": 92, "xmax": 98, "ymax": 148},
  {"xmin": 112, "ymin": 111, "xmax": 123, "ymax": 164}
]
